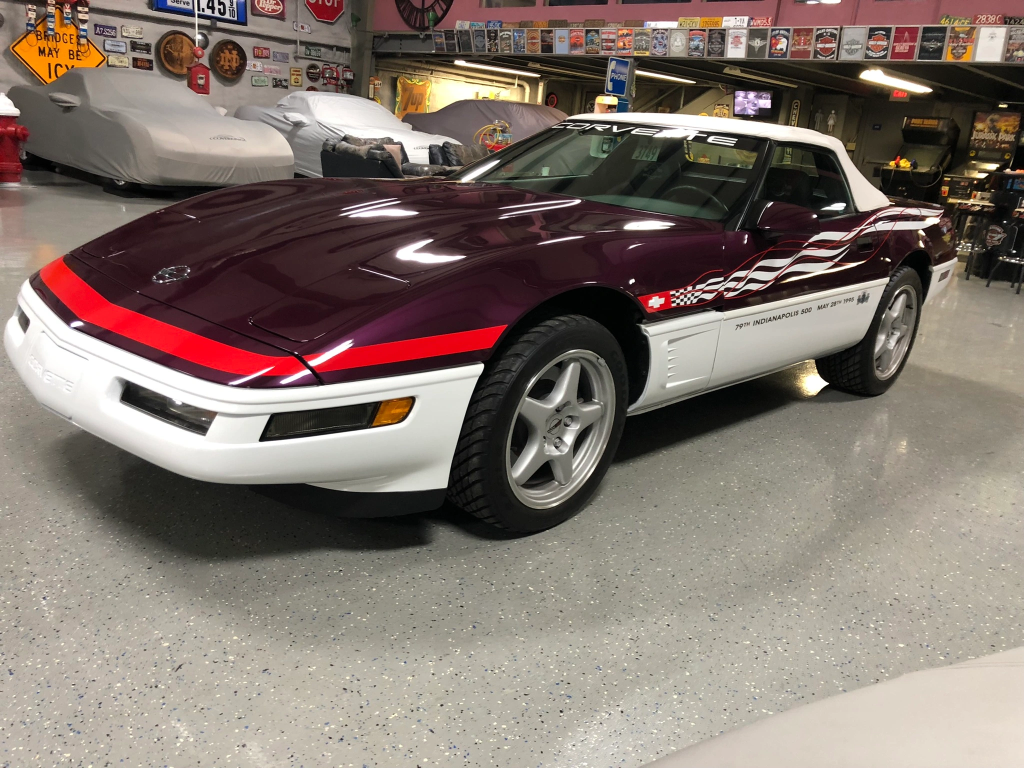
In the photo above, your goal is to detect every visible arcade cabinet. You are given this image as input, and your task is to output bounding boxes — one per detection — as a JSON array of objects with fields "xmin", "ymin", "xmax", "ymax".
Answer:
[{"xmin": 881, "ymin": 117, "xmax": 960, "ymax": 203}]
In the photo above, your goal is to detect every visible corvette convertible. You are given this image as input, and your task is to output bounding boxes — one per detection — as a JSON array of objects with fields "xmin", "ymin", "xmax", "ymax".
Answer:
[{"xmin": 5, "ymin": 115, "xmax": 957, "ymax": 532}]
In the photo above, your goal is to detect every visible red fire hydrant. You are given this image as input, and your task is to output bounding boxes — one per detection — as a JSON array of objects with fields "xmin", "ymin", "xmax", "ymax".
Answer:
[{"xmin": 0, "ymin": 93, "xmax": 30, "ymax": 185}]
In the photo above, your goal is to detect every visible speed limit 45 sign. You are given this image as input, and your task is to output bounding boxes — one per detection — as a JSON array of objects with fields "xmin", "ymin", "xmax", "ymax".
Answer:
[{"xmin": 305, "ymin": 0, "xmax": 343, "ymax": 23}]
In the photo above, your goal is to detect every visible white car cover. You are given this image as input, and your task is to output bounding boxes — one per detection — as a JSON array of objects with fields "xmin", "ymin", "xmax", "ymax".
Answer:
[
  {"xmin": 9, "ymin": 69, "xmax": 294, "ymax": 187},
  {"xmin": 235, "ymin": 92, "xmax": 459, "ymax": 176}
]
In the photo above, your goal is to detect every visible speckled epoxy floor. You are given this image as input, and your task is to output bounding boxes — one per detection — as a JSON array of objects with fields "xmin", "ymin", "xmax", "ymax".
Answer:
[{"xmin": 1, "ymin": 172, "xmax": 1022, "ymax": 768}]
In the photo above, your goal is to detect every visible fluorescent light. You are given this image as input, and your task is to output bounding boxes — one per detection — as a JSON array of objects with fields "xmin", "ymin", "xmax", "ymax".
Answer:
[
  {"xmin": 723, "ymin": 66, "xmax": 799, "ymax": 89},
  {"xmin": 527, "ymin": 62, "xmax": 606, "ymax": 81},
  {"xmin": 859, "ymin": 68, "xmax": 932, "ymax": 94},
  {"xmin": 454, "ymin": 59, "xmax": 540, "ymax": 78},
  {"xmin": 636, "ymin": 69, "xmax": 696, "ymax": 84},
  {"xmin": 999, "ymin": 102, "xmax": 1009, "ymax": 108}
]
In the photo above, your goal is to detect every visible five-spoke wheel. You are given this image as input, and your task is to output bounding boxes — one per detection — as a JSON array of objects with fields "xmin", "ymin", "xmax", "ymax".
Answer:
[
  {"xmin": 874, "ymin": 285, "xmax": 918, "ymax": 380},
  {"xmin": 448, "ymin": 315, "xmax": 628, "ymax": 532},
  {"xmin": 506, "ymin": 351, "xmax": 616, "ymax": 509},
  {"xmin": 816, "ymin": 266, "xmax": 923, "ymax": 396}
]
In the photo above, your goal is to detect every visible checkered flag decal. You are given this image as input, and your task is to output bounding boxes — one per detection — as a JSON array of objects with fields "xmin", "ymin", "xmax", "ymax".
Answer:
[{"xmin": 670, "ymin": 289, "xmax": 704, "ymax": 306}]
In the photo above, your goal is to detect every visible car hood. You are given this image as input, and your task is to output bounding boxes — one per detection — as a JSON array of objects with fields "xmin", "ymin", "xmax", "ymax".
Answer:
[{"xmin": 76, "ymin": 177, "xmax": 698, "ymax": 348}]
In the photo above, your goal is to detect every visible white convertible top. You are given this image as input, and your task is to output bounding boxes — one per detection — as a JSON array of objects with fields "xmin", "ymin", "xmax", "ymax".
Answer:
[{"xmin": 567, "ymin": 112, "xmax": 891, "ymax": 213}]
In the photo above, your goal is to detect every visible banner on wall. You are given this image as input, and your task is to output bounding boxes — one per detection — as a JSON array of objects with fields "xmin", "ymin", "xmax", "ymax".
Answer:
[{"xmin": 395, "ymin": 76, "xmax": 430, "ymax": 119}]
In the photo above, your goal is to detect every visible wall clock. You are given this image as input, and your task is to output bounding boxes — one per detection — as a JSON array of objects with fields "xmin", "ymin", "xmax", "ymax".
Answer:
[{"xmin": 395, "ymin": 0, "xmax": 453, "ymax": 32}]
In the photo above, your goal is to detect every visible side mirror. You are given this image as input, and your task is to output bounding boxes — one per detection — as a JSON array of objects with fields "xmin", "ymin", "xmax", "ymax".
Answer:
[
  {"xmin": 282, "ymin": 112, "xmax": 310, "ymax": 126},
  {"xmin": 754, "ymin": 201, "xmax": 821, "ymax": 239},
  {"xmin": 48, "ymin": 92, "xmax": 81, "ymax": 109}
]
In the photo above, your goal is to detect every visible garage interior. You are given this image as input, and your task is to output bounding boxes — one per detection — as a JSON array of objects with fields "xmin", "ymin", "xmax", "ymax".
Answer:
[{"xmin": 2, "ymin": 1, "xmax": 1024, "ymax": 765}]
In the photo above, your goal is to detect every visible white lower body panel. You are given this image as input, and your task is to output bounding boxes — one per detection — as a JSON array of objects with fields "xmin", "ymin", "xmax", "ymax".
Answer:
[
  {"xmin": 709, "ymin": 279, "xmax": 889, "ymax": 389},
  {"xmin": 5, "ymin": 282, "xmax": 480, "ymax": 493},
  {"xmin": 630, "ymin": 279, "xmax": 889, "ymax": 414},
  {"xmin": 926, "ymin": 256, "xmax": 958, "ymax": 304}
]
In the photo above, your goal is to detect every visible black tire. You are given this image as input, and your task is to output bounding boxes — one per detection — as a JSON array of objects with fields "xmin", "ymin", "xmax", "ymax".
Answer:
[
  {"xmin": 815, "ymin": 266, "xmax": 923, "ymax": 396},
  {"xmin": 19, "ymin": 151, "xmax": 51, "ymax": 171},
  {"xmin": 102, "ymin": 178, "xmax": 141, "ymax": 197},
  {"xmin": 447, "ymin": 314, "xmax": 628, "ymax": 533}
]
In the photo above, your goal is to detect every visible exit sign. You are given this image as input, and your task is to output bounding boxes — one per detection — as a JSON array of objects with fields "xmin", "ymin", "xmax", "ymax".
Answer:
[{"xmin": 890, "ymin": 89, "xmax": 910, "ymax": 102}]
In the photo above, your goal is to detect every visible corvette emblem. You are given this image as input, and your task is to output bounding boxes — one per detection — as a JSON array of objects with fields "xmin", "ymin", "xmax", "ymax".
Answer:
[{"xmin": 152, "ymin": 266, "xmax": 191, "ymax": 284}]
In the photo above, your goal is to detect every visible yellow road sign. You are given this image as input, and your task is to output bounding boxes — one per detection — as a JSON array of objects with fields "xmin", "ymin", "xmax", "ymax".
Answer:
[{"xmin": 9, "ymin": 7, "xmax": 106, "ymax": 84}]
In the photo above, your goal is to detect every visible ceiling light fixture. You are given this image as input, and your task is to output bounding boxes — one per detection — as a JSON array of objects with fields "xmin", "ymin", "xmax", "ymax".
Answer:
[
  {"xmin": 526, "ymin": 62, "xmax": 606, "ymax": 81},
  {"xmin": 636, "ymin": 69, "xmax": 696, "ymax": 84},
  {"xmin": 722, "ymin": 66, "xmax": 799, "ymax": 89},
  {"xmin": 454, "ymin": 59, "xmax": 541, "ymax": 78},
  {"xmin": 999, "ymin": 102, "xmax": 1010, "ymax": 108},
  {"xmin": 859, "ymin": 68, "xmax": 933, "ymax": 94}
]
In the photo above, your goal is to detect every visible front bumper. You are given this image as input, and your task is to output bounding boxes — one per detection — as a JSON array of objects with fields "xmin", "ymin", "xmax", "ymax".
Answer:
[{"xmin": 5, "ymin": 281, "xmax": 481, "ymax": 493}]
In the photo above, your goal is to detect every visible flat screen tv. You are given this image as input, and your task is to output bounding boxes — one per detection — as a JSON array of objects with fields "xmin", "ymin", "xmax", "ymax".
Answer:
[{"xmin": 734, "ymin": 90, "xmax": 773, "ymax": 118}]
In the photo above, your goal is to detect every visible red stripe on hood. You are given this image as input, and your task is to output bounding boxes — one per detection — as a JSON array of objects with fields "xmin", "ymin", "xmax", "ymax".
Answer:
[
  {"xmin": 307, "ymin": 325, "xmax": 506, "ymax": 373},
  {"xmin": 39, "ymin": 258, "xmax": 307, "ymax": 378}
]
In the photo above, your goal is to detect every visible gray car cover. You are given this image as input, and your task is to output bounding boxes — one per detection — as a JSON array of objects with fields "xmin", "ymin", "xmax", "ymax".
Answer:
[
  {"xmin": 403, "ymin": 100, "xmax": 567, "ymax": 147},
  {"xmin": 235, "ymin": 93, "xmax": 458, "ymax": 177},
  {"xmin": 9, "ymin": 69, "xmax": 294, "ymax": 186}
]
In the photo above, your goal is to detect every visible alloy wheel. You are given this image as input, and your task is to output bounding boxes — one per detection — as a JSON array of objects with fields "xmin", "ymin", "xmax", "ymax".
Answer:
[
  {"xmin": 505, "ymin": 350, "xmax": 616, "ymax": 509},
  {"xmin": 875, "ymin": 285, "xmax": 918, "ymax": 380}
]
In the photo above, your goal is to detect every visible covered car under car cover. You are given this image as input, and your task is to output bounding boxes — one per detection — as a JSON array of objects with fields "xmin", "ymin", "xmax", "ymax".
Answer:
[
  {"xmin": 235, "ymin": 92, "xmax": 458, "ymax": 176},
  {"xmin": 402, "ymin": 100, "xmax": 567, "ymax": 147},
  {"xmin": 9, "ymin": 69, "xmax": 294, "ymax": 186}
]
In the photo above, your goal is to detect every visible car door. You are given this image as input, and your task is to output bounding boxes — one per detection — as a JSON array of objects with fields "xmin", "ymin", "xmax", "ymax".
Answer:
[
  {"xmin": 708, "ymin": 142, "xmax": 891, "ymax": 388},
  {"xmin": 624, "ymin": 128, "xmax": 769, "ymax": 413}
]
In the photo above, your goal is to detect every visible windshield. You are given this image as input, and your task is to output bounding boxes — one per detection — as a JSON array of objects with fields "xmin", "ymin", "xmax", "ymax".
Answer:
[{"xmin": 456, "ymin": 121, "xmax": 768, "ymax": 222}]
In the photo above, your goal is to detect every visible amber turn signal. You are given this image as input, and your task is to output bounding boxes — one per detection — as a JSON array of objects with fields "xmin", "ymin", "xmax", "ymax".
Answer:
[{"xmin": 372, "ymin": 397, "xmax": 414, "ymax": 427}]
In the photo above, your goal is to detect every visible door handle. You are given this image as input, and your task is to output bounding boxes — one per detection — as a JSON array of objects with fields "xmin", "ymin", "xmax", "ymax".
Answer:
[{"xmin": 856, "ymin": 235, "xmax": 874, "ymax": 251}]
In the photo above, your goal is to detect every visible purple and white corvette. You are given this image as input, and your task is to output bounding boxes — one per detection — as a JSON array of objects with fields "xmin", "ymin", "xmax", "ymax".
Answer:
[{"xmin": 5, "ymin": 115, "xmax": 957, "ymax": 531}]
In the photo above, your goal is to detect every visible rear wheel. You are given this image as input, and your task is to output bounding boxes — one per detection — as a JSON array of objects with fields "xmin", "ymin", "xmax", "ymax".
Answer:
[
  {"xmin": 102, "ymin": 178, "xmax": 141, "ymax": 196},
  {"xmin": 448, "ymin": 315, "xmax": 628, "ymax": 533},
  {"xmin": 19, "ymin": 151, "xmax": 50, "ymax": 171},
  {"xmin": 815, "ymin": 266, "xmax": 922, "ymax": 396}
]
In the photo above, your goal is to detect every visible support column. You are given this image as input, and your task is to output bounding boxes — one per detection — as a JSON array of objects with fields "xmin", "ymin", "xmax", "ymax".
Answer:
[{"xmin": 347, "ymin": 0, "xmax": 374, "ymax": 98}]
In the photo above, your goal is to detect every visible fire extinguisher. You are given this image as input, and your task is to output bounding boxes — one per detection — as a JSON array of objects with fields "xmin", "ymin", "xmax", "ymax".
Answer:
[{"xmin": 0, "ymin": 93, "xmax": 30, "ymax": 185}]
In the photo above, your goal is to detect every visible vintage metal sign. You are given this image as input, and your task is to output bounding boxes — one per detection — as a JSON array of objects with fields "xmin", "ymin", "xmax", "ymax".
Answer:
[
  {"xmin": 153, "ymin": 0, "xmax": 247, "ymax": 25},
  {"xmin": 890, "ymin": 26, "xmax": 919, "ymax": 60},
  {"xmin": 157, "ymin": 30, "xmax": 195, "ymax": 76},
  {"xmin": 211, "ymin": 39, "xmax": 246, "ymax": 79},
  {"xmin": 305, "ymin": 0, "xmax": 343, "ymax": 23},
  {"xmin": 9, "ymin": 7, "xmax": 106, "ymax": 84},
  {"xmin": 918, "ymin": 26, "xmax": 948, "ymax": 60},
  {"xmin": 864, "ymin": 26, "xmax": 892, "ymax": 59},
  {"xmin": 814, "ymin": 27, "xmax": 839, "ymax": 59},
  {"xmin": 252, "ymin": 0, "xmax": 285, "ymax": 19}
]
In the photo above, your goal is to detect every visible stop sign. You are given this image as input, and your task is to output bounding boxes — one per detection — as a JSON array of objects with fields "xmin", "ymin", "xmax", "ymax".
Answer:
[{"xmin": 305, "ymin": 0, "xmax": 344, "ymax": 22}]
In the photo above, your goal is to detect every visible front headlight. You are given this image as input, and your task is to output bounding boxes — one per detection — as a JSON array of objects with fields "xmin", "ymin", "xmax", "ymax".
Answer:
[
  {"xmin": 121, "ymin": 382, "xmax": 218, "ymax": 436},
  {"xmin": 261, "ymin": 397, "xmax": 414, "ymax": 441}
]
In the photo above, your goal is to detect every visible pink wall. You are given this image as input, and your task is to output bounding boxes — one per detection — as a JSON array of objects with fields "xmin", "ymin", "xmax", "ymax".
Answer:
[{"xmin": 375, "ymin": 0, "xmax": 1019, "ymax": 34}]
